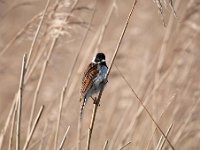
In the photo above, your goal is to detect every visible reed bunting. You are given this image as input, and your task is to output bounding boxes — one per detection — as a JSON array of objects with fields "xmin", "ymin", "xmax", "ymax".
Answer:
[{"xmin": 80, "ymin": 52, "xmax": 108, "ymax": 118}]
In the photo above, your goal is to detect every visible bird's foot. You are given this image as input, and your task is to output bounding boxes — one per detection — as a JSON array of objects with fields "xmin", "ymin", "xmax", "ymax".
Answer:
[
  {"xmin": 104, "ymin": 79, "xmax": 108, "ymax": 84},
  {"xmin": 92, "ymin": 97, "xmax": 100, "ymax": 106}
]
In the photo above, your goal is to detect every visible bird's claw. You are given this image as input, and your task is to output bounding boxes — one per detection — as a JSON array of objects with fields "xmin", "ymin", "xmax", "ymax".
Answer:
[
  {"xmin": 104, "ymin": 79, "xmax": 108, "ymax": 84},
  {"xmin": 93, "ymin": 97, "xmax": 100, "ymax": 106}
]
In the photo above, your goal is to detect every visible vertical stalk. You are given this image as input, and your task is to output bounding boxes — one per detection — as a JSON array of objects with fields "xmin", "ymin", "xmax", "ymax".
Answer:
[{"xmin": 16, "ymin": 54, "xmax": 27, "ymax": 150}]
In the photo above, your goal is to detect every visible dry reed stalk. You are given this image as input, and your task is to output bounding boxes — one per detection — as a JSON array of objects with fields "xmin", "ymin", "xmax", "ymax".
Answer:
[
  {"xmin": 24, "ymin": 7, "xmax": 56, "ymax": 82},
  {"xmin": 23, "ymin": 105, "xmax": 44, "ymax": 150},
  {"xmin": 153, "ymin": 0, "xmax": 177, "ymax": 26},
  {"xmin": 44, "ymin": 1, "xmax": 99, "ymax": 150},
  {"xmin": 135, "ymin": 45, "xmax": 192, "ymax": 135},
  {"xmin": 99, "ymin": 93, "xmax": 118, "ymax": 141},
  {"xmin": 95, "ymin": 0, "xmax": 117, "ymax": 52},
  {"xmin": 136, "ymin": 52, "xmax": 155, "ymax": 96},
  {"xmin": 74, "ymin": 3, "xmax": 97, "ymax": 150},
  {"xmin": 0, "ymin": 3, "xmax": 59, "ymax": 146},
  {"xmin": 25, "ymin": 0, "xmax": 50, "ymax": 69},
  {"xmin": 24, "ymin": 0, "xmax": 65, "ymax": 82},
  {"xmin": 108, "ymin": 103, "xmax": 133, "ymax": 150},
  {"xmin": 53, "ymin": 0, "xmax": 82, "ymax": 149},
  {"xmin": 64, "ymin": 28, "xmax": 99, "ymax": 102},
  {"xmin": 132, "ymin": 50, "xmax": 179, "ymax": 120},
  {"xmin": 113, "ymin": 56, "xmax": 155, "ymax": 147},
  {"xmin": 173, "ymin": 98, "xmax": 199, "ymax": 145},
  {"xmin": 28, "ymin": 130, "xmax": 49, "ymax": 150},
  {"xmin": 77, "ymin": 117, "xmax": 82, "ymax": 150},
  {"xmin": 65, "ymin": 0, "xmax": 117, "ymax": 104},
  {"xmin": 148, "ymin": 105, "xmax": 180, "ymax": 150},
  {"xmin": 70, "ymin": 127, "xmax": 98, "ymax": 150},
  {"xmin": 115, "ymin": 54, "xmax": 158, "ymax": 148},
  {"xmin": 57, "ymin": 2, "xmax": 114, "ymax": 147},
  {"xmin": 26, "ymin": 0, "xmax": 60, "ymax": 133},
  {"xmin": 156, "ymin": 133, "xmax": 164, "ymax": 150},
  {"xmin": 16, "ymin": 54, "xmax": 27, "ymax": 150},
  {"xmin": 155, "ymin": 124, "xmax": 170, "ymax": 150},
  {"xmin": 149, "ymin": 30, "xmax": 196, "ymax": 98},
  {"xmin": 152, "ymin": 0, "xmax": 180, "ymax": 144},
  {"xmin": 156, "ymin": 123, "xmax": 173, "ymax": 150},
  {"xmin": 0, "ymin": 14, "xmax": 41, "ymax": 56},
  {"xmin": 8, "ymin": 103, "xmax": 17, "ymax": 150},
  {"xmin": 58, "ymin": 126, "xmax": 70, "ymax": 150},
  {"xmin": 154, "ymin": 0, "xmax": 165, "ymax": 26},
  {"xmin": 117, "ymin": 68, "xmax": 172, "ymax": 149},
  {"xmin": 54, "ymin": 87, "xmax": 67, "ymax": 150},
  {"xmin": 77, "ymin": 3, "xmax": 117, "ymax": 140},
  {"xmin": 119, "ymin": 25, "xmax": 196, "ymax": 149},
  {"xmin": 119, "ymin": 141, "xmax": 131, "ymax": 150},
  {"xmin": 76, "ymin": 5, "xmax": 100, "ymax": 141},
  {"xmin": 0, "ymin": 94, "xmax": 16, "ymax": 149},
  {"xmin": 118, "ymin": 99, "xmax": 148, "ymax": 147},
  {"xmin": 86, "ymin": 1, "xmax": 137, "ymax": 150},
  {"xmin": 27, "ymin": 39, "xmax": 54, "ymax": 136},
  {"xmin": 103, "ymin": 140, "xmax": 109, "ymax": 150},
  {"xmin": 115, "ymin": 66, "xmax": 175, "ymax": 150},
  {"xmin": 169, "ymin": 0, "xmax": 177, "ymax": 17},
  {"xmin": 0, "ymin": 0, "xmax": 63, "ymax": 57},
  {"xmin": 76, "ymin": 6, "xmax": 98, "ymax": 145},
  {"xmin": 155, "ymin": 0, "xmax": 181, "ymax": 82},
  {"xmin": 28, "ymin": 0, "xmax": 79, "ymax": 139},
  {"xmin": 145, "ymin": 93, "xmax": 176, "ymax": 150},
  {"xmin": 26, "ymin": 0, "xmax": 50, "ymax": 135},
  {"xmin": 181, "ymin": 1, "xmax": 200, "ymax": 22},
  {"xmin": 24, "ymin": 45, "xmax": 45, "ymax": 83},
  {"xmin": 116, "ymin": 55, "xmax": 159, "ymax": 147}
]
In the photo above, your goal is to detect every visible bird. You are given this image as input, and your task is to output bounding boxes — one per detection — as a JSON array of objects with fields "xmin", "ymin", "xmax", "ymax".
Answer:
[{"xmin": 80, "ymin": 52, "xmax": 108, "ymax": 118}]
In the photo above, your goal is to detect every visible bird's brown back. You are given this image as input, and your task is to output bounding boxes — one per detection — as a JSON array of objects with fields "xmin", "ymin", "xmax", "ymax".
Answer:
[{"xmin": 80, "ymin": 63, "xmax": 99, "ymax": 96}]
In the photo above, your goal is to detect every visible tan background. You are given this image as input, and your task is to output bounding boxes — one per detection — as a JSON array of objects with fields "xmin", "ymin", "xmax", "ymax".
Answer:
[{"xmin": 0, "ymin": 0, "xmax": 200, "ymax": 149}]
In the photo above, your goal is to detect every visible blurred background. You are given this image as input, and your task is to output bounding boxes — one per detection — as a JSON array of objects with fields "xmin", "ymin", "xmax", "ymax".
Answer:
[{"xmin": 0, "ymin": 0, "xmax": 200, "ymax": 149}]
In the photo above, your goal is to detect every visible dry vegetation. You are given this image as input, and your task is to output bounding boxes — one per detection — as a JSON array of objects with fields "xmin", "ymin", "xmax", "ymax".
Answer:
[{"xmin": 0, "ymin": 0, "xmax": 200, "ymax": 150}]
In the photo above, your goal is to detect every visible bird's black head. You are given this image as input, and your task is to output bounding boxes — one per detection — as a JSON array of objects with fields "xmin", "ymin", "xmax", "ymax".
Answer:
[{"xmin": 94, "ymin": 53, "xmax": 106, "ymax": 63}]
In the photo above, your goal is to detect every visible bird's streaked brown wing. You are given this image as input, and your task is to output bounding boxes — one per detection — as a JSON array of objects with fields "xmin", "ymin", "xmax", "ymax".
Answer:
[{"xmin": 80, "ymin": 63, "xmax": 98, "ymax": 97}]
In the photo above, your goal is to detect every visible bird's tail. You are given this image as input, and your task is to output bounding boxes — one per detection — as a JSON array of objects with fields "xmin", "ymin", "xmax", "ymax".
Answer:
[{"xmin": 80, "ymin": 97, "xmax": 87, "ymax": 119}]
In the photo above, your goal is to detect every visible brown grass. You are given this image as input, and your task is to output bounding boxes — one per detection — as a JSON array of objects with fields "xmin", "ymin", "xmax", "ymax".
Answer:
[
  {"xmin": 0, "ymin": 0, "xmax": 200, "ymax": 150},
  {"xmin": 16, "ymin": 54, "xmax": 27, "ymax": 150},
  {"xmin": 86, "ymin": 0, "xmax": 138, "ymax": 149}
]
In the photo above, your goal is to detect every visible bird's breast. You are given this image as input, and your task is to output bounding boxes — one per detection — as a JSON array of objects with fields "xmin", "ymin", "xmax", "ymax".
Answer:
[
  {"xmin": 94, "ymin": 65, "xmax": 107, "ymax": 85},
  {"xmin": 99, "ymin": 65, "xmax": 108, "ymax": 78}
]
